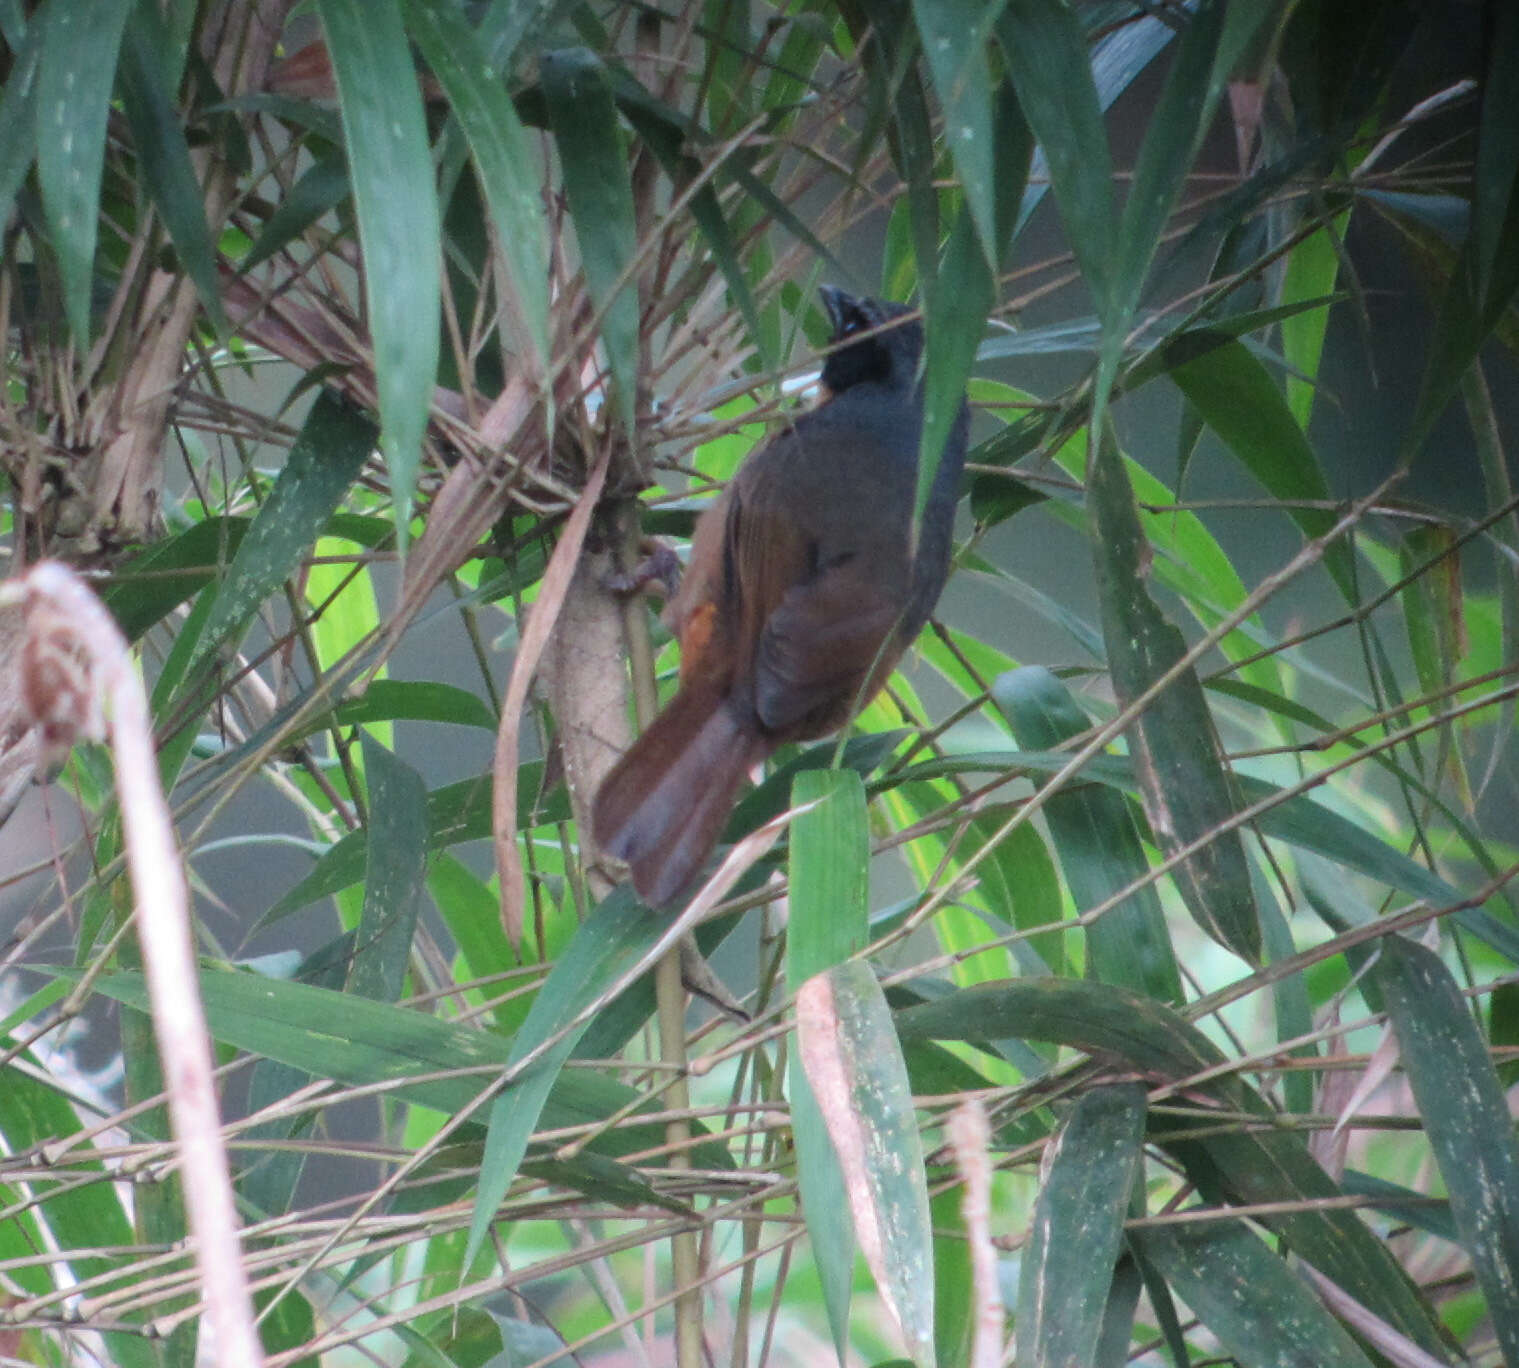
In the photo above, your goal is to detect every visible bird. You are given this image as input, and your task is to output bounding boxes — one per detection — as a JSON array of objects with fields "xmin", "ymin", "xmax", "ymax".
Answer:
[{"xmin": 593, "ymin": 286, "xmax": 969, "ymax": 907}]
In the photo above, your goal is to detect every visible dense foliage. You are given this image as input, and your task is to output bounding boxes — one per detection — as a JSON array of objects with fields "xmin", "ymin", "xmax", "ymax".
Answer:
[{"xmin": 1, "ymin": 1, "xmax": 1517, "ymax": 1364}]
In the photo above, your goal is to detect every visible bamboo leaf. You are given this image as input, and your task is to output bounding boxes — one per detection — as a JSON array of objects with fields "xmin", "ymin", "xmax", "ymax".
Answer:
[
  {"xmin": 118, "ymin": 6, "xmax": 228, "ymax": 336},
  {"xmin": 317, "ymin": 0, "xmax": 442, "ymax": 543},
  {"xmin": 918, "ymin": 204, "xmax": 991, "ymax": 526},
  {"xmin": 1281, "ymin": 215, "xmax": 1349, "ymax": 426},
  {"xmin": 994, "ymin": 666, "xmax": 1183, "ymax": 1005},
  {"xmin": 1377, "ymin": 935, "xmax": 1519, "ymax": 1365},
  {"xmin": 102, "ymin": 516, "xmax": 249, "ymax": 640},
  {"xmin": 911, "ymin": 0, "xmax": 1003, "ymax": 268},
  {"xmin": 266, "ymin": 765, "xmax": 567, "ymax": 921},
  {"xmin": 799, "ymin": 960, "xmax": 934, "ymax": 1366},
  {"xmin": 1016, "ymin": 1082, "xmax": 1146, "ymax": 1368},
  {"xmin": 89, "ymin": 967, "xmax": 730, "ymax": 1172},
  {"xmin": 1112, "ymin": 3, "xmax": 1266, "ymax": 323},
  {"xmin": 1403, "ymin": 4, "xmax": 1519, "ymax": 460},
  {"xmin": 348, "ymin": 736, "xmax": 427, "ymax": 1002},
  {"xmin": 897, "ymin": 977, "xmax": 1451, "ymax": 1356},
  {"xmin": 36, "ymin": 0, "xmax": 132, "ymax": 342},
  {"xmin": 0, "ymin": 18, "xmax": 41, "ymax": 260},
  {"xmin": 0, "ymin": 1065, "xmax": 157, "ymax": 1367},
  {"xmin": 1165, "ymin": 334, "xmax": 1355, "ymax": 600},
  {"xmin": 789, "ymin": 769, "xmax": 870, "ymax": 1356},
  {"xmin": 467, "ymin": 885, "xmax": 668, "ymax": 1264},
  {"xmin": 1132, "ymin": 1219, "xmax": 1375, "ymax": 1368},
  {"xmin": 189, "ymin": 390, "xmax": 375, "ymax": 673},
  {"xmin": 1086, "ymin": 426, "xmax": 1260, "ymax": 964},
  {"xmin": 241, "ymin": 154, "xmax": 349, "ymax": 271},
  {"xmin": 996, "ymin": 0, "xmax": 1114, "ymax": 312},
  {"xmin": 539, "ymin": 47, "xmax": 640, "ymax": 436},
  {"xmin": 404, "ymin": 0, "xmax": 550, "ymax": 379}
]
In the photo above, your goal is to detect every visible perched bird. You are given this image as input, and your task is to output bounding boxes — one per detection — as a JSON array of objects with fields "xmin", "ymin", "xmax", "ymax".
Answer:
[{"xmin": 594, "ymin": 287, "xmax": 969, "ymax": 906}]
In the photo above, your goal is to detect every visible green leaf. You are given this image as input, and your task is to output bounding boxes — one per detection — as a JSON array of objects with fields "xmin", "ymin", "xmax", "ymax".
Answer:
[
  {"xmin": 911, "ymin": 0, "xmax": 1002, "ymax": 269},
  {"xmin": 1377, "ymin": 936, "xmax": 1519, "ymax": 1366},
  {"xmin": 1164, "ymin": 334, "xmax": 1355, "ymax": 601},
  {"xmin": 539, "ymin": 48, "xmax": 640, "ymax": 436},
  {"xmin": 267, "ymin": 765, "xmax": 567, "ymax": 922},
  {"xmin": 1085, "ymin": 427, "xmax": 1260, "ymax": 964},
  {"xmin": 1112, "ymin": 2, "xmax": 1266, "ymax": 324},
  {"xmin": 36, "ymin": 0, "xmax": 133, "ymax": 342},
  {"xmin": 935, "ymin": 743, "xmax": 1519, "ymax": 963},
  {"xmin": 798, "ymin": 959, "xmax": 934, "ymax": 1365},
  {"xmin": 88, "ymin": 968, "xmax": 730, "ymax": 1171},
  {"xmin": 317, "ymin": 0, "xmax": 441, "ymax": 543},
  {"xmin": 0, "ymin": 19, "xmax": 41, "ymax": 261},
  {"xmin": 1017, "ymin": 1082, "xmax": 1146, "ymax": 1368},
  {"xmin": 1131, "ymin": 1219, "xmax": 1375, "ymax": 1368},
  {"xmin": 241, "ymin": 154, "xmax": 349, "ymax": 271},
  {"xmin": 897, "ymin": 977, "xmax": 1450, "ymax": 1356},
  {"xmin": 189, "ymin": 390, "xmax": 375, "ymax": 673},
  {"xmin": 404, "ymin": 0, "xmax": 550, "ymax": 379},
  {"xmin": 918, "ymin": 205, "xmax": 989, "ymax": 526},
  {"xmin": 102, "ymin": 516, "xmax": 249, "ymax": 641},
  {"xmin": 0, "ymin": 1065, "xmax": 156, "ymax": 1367},
  {"xmin": 1281, "ymin": 215, "xmax": 1349, "ymax": 427},
  {"xmin": 1401, "ymin": 5, "xmax": 1519, "ymax": 462},
  {"xmin": 789, "ymin": 768, "xmax": 870, "ymax": 1355},
  {"xmin": 118, "ymin": 6, "xmax": 228, "ymax": 336},
  {"xmin": 996, "ymin": 0, "xmax": 1114, "ymax": 313},
  {"xmin": 789, "ymin": 769, "xmax": 870, "ymax": 979},
  {"xmin": 467, "ymin": 885, "xmax": 668, "ymax": 1264},
  {"xmin": 327, "ymin": 680, "xmax": 496, "ymax": 733},
  {"xmin": 993, "ymin": 666, "xmax": 1183, "ymax": 1005},
  {"xmin": 1399, "ymin": 524, "xmax": 1467, "ymax": 702},
  {"xmin": 348, "ymin": 736, "xmax": 427, "ymax": 1002}
]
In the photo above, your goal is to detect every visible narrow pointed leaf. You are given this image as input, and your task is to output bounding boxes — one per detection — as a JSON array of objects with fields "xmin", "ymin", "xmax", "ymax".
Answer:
[
  {"xmin": 0, "ymin": 1066, "xmax": 156, "ymax": 1367},
  {"xmin": 1165, "ymin": 334, "xmax": 1355, "ymax": 600},
  {"xmin": 404, "ymin": 0, "xmax": 550, "ymax": 378},
  {"xmin": 540, "ymin": 48, "xmax": 640, "ymax": 436},
  {"xmin": 918, "ymin": 204, "xmax": 990, "ymax": 525},
  {"xmin": 997, "ymin": 0, "xmax": 1114, "ymax": 313},
  {"xmin": 1281, "ymin": 217, "xmax": 1349, "ymax": 427},
  {"xmin": 88, "ymin": 967, "xmax": 732, "ymax": 1171},
  {"xmin": 467, "ymin": 886, "xmax": 666, "ymax": 1264},
  {"xmin": 907, "ymin": 743, "xmax": 1519, "ymax": 963},
  {"xmin": 36, "ymin": 0, "xmax": 132, "ymax": 342},
  {"xmin": 348, "ymin": 736, "xmax": 427, "ymax": 1002},
  {"xmin": 1403, "ymin": 4, "xmax": 1519, "ymax": 460},
  {"xmin": 1377, "ymin": 935, "xmax": 1519, "ymax": 1365},
  {"xmin": 1086, "ymin": 428, "xmax": 1260, "ymax": 963},
  {"xmin": 266, "ymin": 765, "xmax": 565, "ymax": 922},
  {"xmin": 241, "ymin": 154, "xmax": 349, "ymax": 271},
  {"xmin": 0, "ymin": 21, "xmax": 41, "ymax": 259},
  {"xmin": 789, "ymin": 768, "xmax": 869, "ymax": 1355},
  {"xmin": 118, "ymin": 7, "xmax": 228, "ymax": 336},
  {"xmin": 799, "ymin": 960, "xmax": 934, "ymax": 1366},
  {"xmin": 1112, "ymin": 2, "xmax": 1267, "ymax": 321},
  {"xmin": 317, "ymin": 0, "xmax": 441, "ymax": 543},
  {"xmin": 1132, "ymin": 1219, "xmax": 1375, "ymax": 1368},
  {"xmin": 189, "ymin": 389, "xmax": 376, "ymax": 673},
  {"xmin": 102, "ymin": 516, "xmax": 249, "ymax": 640},
  {"xmin": 1017, "ymin": 1082, "xmax": 1146, "ymax": 1368},
  {"xmin": 994, "ymin": 666, "xmax": 1183, "ymax": 1005},
  {"xmin": 897, "ymin": 977, "xmax": 1451, "ymax": 1357},
  {"xmin": 911, "ymin": 0, "xmax": 1004, "ymax": 268}
]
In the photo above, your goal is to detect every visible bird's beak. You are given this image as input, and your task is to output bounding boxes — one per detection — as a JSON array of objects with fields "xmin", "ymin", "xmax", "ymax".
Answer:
[{"xmin": 819, "ymin": 284, "xmax": 856, "ymax": 337}]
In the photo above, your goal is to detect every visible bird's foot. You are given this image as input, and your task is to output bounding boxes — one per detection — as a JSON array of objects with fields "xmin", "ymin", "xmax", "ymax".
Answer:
[{"xmin": 603, "ymin": 541, "xmax": 683, "ymax": 601}]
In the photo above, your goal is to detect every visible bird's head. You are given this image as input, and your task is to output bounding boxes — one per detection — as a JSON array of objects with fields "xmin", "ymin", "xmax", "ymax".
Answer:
[{"xmin": 818, "ymin": 287, "xmax": 922, "ymax": 397}]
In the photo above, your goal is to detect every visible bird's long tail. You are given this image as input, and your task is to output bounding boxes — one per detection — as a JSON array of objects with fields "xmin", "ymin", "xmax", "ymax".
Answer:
[{"xmin": 593, "ymin": 687, "xmax": 766, "ymax": 907}]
